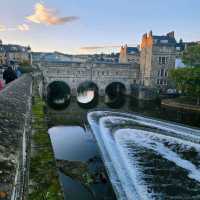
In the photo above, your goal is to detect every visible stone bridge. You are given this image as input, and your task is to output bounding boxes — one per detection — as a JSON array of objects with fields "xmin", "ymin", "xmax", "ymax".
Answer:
[{"xmin": 39, "ymin": 61, "xmax": 140, "ymax": 96}]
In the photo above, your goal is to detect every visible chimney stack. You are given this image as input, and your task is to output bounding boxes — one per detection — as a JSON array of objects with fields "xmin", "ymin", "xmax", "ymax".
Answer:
[{"xmin": 167, "ymin": 31, "xmax": 175, "ymax": 38}]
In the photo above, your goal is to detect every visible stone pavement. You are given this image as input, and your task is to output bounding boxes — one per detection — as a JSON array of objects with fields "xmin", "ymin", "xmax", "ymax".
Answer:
[{"xmin": 0, "ymin": 75, "xmax": 32, "ymax": 200}]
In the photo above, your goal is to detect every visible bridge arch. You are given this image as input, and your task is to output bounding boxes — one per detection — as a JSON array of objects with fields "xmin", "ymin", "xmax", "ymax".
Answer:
[
  {"xmin": 47, "ymin": 80, "xmax": 71, "ymax": 109},
  {"xmin": 76, "ymin": 81, "xmax": 99, "ymax": 108},
  {"xmin": 105, "ymin": 82, "xmax": 127, "ymax": 108}
]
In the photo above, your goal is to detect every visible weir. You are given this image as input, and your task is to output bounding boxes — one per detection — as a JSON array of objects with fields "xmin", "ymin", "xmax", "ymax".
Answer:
[{"xmin": 88, "ymin": 111, "xmax": 200, "ymax": 200}]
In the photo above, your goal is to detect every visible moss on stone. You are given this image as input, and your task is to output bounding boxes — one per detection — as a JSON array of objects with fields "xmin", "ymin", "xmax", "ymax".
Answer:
[{"xmin": 28, "ymin": 85, "xmax": 63, "ymax": 200}]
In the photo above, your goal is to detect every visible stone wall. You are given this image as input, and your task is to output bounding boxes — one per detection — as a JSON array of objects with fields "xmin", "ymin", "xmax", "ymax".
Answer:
[{"xmin": 0, "ymin": 75, "xmax": 32, "ymax": 200}]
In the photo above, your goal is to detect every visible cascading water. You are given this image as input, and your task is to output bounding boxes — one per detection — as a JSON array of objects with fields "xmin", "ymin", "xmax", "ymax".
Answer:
[{"xmin": 87, "ymin": 111, "xmax": 200, "ymax": 200}]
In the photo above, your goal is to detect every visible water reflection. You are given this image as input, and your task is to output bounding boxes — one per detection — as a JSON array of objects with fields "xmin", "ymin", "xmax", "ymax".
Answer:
[
  {"xmin": 47, "ymin": 81, "xmax": 71, "ymax": 110},
  {"xmin": 77, "ymin": 81, "xmax": 99, "ymax": 109},
  {"xmin": 49, "ymin": 126, "xmax": 98, "ymax": 161},
  {"xmin": 105, "ymin": 82, "xmax": 126, "ymax": 108},
  {"xmin": 77, "ymin": 91, "xmax": 95, "ymax": 104},
  {"xmin": 59, "ymin": 172, "xmax": 93, "ymax": 200},
  {"xmin": 48, "ymin": 126, "xmax": 116, "ymax": 200}
]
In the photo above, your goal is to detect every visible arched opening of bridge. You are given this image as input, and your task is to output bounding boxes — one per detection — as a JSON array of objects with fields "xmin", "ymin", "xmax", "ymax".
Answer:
[
  {"xmin": 47, "ymin": 81, "xmax": 71, "ymax": 110},
  {"xmin": 77, "ymin": 81, "xmax": 98, "ymax": 108},
  {"xmin": 105, "ymin": 82, "xmax": 126, "ymax": 108}
]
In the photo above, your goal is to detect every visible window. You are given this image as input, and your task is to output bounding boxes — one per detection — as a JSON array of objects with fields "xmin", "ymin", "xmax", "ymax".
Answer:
[
  {"xmin": 160, "ymin": 69, "xmax": 164, "ymax": 77},
  {"xmin": 165, "ymin": 70, "xmax": 168, "ymax": 77},
  {"xmin": 159, "ymin": 57, "xmax": 168, "ymax": 65},
  {"xmin": 163, "ymin": 80, "xmax": 167, "ymax": 85}
]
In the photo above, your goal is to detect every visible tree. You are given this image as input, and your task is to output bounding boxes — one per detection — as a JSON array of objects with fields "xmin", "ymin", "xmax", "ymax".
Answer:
[
  {"xmin": 182, "ymin": 45, "xmax": 200, "ymax": 67},
  {"xmin": 170, "ymin": 67, "xmax": 200, "ymax": 105}
]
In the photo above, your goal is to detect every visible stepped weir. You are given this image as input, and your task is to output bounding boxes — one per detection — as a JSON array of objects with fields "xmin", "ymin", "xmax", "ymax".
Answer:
[{"xmin": 88, "ymin": 111, "xmax": 200, "ymax": 200}]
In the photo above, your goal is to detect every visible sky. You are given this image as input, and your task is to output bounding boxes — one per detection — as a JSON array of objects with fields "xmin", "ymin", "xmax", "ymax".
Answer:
[{"xmin": 0, "ymin": 0, "xmax": 199, "ymax": 54}]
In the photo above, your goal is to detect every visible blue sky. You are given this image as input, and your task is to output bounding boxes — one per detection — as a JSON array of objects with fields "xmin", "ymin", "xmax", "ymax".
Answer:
[{"xmin": 0, "ymin": 0, "xmax": 199, "ymax": 54}]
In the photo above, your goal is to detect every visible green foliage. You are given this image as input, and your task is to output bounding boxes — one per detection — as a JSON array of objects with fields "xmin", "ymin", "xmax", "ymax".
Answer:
[
  {"xmin": 182, "ymin": 45, "xmax": 200, "ymax": 67},
  {"xmin": 170, "ymin": 67, "xmax": 200, "ymax": 105},
  {"xmin": 18, "ymin": 65, "xmax": 34, "ymax": 74}
]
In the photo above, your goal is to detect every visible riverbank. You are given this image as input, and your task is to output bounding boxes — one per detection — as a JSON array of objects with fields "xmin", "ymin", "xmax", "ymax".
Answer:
[
  {"xmin": 28, "ymin": 77, "xmax": 64, "ymax": 200},
  {"xmin": 162, "ymin": 97, "xmax": 200, "ymax": 113}
]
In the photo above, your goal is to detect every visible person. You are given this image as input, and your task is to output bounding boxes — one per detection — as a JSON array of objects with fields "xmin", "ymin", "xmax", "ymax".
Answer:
[
  {"xmin": 3, "ymin": 66, "xmax": 17, "ymax": 84},
  {"xmin": 0, "ymin": 79, "xmax": 4, "ymax": 91},
  {"xmin": 15, "ymin": 67, "xmax": 22, "ymax": 78}
]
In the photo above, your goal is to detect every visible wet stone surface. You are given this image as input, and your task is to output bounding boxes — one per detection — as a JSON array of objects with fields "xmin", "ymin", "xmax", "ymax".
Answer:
[{"xmin": 125, "ymin": 143, "xmax": 200, "ymax": 199}]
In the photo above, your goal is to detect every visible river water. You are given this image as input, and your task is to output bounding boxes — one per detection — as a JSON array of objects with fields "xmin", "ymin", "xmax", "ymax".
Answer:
[
  {"xmin": 48, "ymin": 97, "xmax": 200, "ymax": 200},
  {"xmin": 49, "ymin": 126, "xmax": 116, "ymax": 200}
]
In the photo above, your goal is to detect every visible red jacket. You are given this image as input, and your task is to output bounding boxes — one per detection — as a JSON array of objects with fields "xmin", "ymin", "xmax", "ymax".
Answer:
[{"xmin": 0, "ymin": 80, "xmax": 4, "ymax": 91}]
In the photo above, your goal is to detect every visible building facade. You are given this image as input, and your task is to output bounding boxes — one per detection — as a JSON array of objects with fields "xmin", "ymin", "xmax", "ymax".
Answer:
[
  {"xmin": 119, "ymin": 45, "xmax": 140, "ymax": 64},
  {"xmin": 139, "ymin": 31, "xmax": 177, "ymax": 90},
  {"xmin": 0, "ymin": 40, "xmax": 32, "ymax": 65}
]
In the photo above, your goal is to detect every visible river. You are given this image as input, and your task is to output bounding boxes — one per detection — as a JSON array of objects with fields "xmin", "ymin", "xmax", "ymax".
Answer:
[{"xmin": 47, "ymin": 96, "xmax": 200, "ymax": 200}]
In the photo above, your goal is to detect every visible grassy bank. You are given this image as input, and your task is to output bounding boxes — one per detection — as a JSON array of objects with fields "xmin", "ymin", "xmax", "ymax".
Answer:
[{"xmin": 28, "ymin": 87, "xmax": 63, "ymax": 200}]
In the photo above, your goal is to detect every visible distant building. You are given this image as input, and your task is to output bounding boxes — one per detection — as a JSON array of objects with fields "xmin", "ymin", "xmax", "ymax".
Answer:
[
  {"xmin": 0, "ymin": 40, "xmax": 32, "ymax": 65},
  {"xmin": 119, "ymin": 44, "xmax": 140, "ymax": 64},
  {"xmin": 32, "ymin": 51, "xmax": 119, "ymax": 63},
  {"xmin": 140, "ymin": 31, "xmax": 177, "ymax": 90}
]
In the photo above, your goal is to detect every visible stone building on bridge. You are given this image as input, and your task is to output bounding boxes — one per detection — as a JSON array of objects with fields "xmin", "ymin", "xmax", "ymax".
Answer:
[
  {"xmin": 120, "ymin": 31, "xmax": 177, "ymax": 91},
  {"xmin": 0, "ymin": 39, "xmax": 32, "ymax": 65},
  {"xmin": 140, "ymin": 31, "xmax": 176, "ymax": 90},
  {"xmin": 40, "ymin": 31, "xmax": 178, "ymax": 98}
]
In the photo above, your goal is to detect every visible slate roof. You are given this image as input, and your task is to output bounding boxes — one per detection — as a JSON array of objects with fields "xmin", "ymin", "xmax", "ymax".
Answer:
[
  {"xmin": 0, "ymin": 45, "xmax": 30, "ymax": 53},
  {"xmin": 127, "ymin": 47, "xmax": 139, "ymax": 54},
  {"xmin": 153, "ymin": 35, "xmax": 176, "ymax": 46}
]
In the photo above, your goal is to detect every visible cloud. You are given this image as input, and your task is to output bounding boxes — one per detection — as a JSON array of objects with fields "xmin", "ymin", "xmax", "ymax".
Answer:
[
  {"xmin": 26, "ymin": 3, "xmax": 79, "ymax": 25},
  {"xmin": 0, "ymin": 23, "xmax": 30, "ymax": 32},
  {"xmin": 18, "ymin": 24, "xmax": 30, "ymax": 31}
]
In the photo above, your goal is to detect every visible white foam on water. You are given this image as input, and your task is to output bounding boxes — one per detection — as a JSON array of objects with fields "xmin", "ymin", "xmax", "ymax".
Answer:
[
  {"xmin": 115, "ymin": 128, "xmax": 200, "ymax": 183},
  {"xmin": 87, "ymin": 111, "xmax": 200, "ymax": 200},
  {"xmin": 88, "ymin": 114, "xmax": 130, "ymax": 200},
  {"xmin": 104, "ymin": 115, "xmax": 200, "ymax": 151}
]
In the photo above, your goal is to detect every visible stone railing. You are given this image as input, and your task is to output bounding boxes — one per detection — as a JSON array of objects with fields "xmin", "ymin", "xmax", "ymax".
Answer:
[{"xmin": 0, "ymin": 75, "xmax": 32, "ymax": 200}]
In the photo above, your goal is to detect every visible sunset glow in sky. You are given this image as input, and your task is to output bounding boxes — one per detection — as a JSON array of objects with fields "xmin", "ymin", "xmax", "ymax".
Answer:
[{"xmin": 0, "ymin": 0, "xmax": 199, "ymax": 54}]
